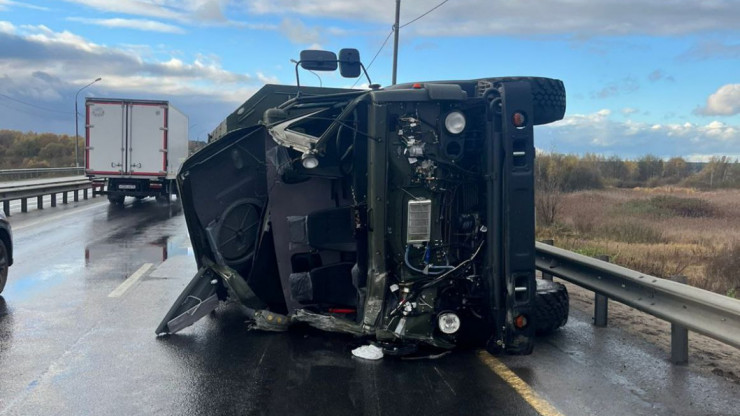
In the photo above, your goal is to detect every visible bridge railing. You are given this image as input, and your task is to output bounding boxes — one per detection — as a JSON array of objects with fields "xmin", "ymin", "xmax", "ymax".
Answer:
[
  {"xmin": 535, "ymin": 241, "xmax": 740, "ymax": 364},
  {"xmin": 0, "ymin": 176, "xmax": 104, "ymax": 216},
  {"xmin": 0, "ymin": 167, "xmax": 85, "ymax": 181}
]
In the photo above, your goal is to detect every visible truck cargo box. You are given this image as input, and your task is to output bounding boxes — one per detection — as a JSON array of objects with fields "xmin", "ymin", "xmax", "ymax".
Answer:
[
  {"xmin": 86, "ymin": 98, "xmax": 188, "ymax": 180},
  {"xmin": 85, "ymin": 98, "xmax": 188, "ymax": 204}
]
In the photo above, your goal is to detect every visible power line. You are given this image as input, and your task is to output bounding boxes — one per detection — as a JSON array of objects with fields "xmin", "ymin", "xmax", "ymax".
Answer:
[
  {"xmin": 400, "ymin": 0, "xmax": 450, "ymax": 28},
  {"xmin": 0, "ymin": 93, "xmax": 69, "ymax": 115},
  {"xmin": 352, "ymin": 28, "xmax": 394, "ymax": 87},
  {"xmin": 355, "ymin": 0, "xmax": 451, "ymax": 88},
  {"xmin": 0, "ymin": 100, "xmax": 40, "ymax": 117},
  {"xmin": 366, "ymin": 29, "xmax": 395, "ymax": 71}
]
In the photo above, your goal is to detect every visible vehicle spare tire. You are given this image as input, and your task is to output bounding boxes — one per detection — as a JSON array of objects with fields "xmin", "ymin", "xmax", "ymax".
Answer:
[
  {"xmin": 533, "ymin": 279, "xmax": 569, "ymax": 335},
  {"xmin": 482, "ymin": 77, "xmax": 566, "ymax": 126},
  {"xmin": 389, "ymin": 77, "xmax": 566, "ymax": 126}
]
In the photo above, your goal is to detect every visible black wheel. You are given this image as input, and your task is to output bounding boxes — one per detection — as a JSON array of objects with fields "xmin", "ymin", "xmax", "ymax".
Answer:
[
  {"xmin": 389, "ymin": 77, "xmax": 566, "ymax": 126},
  {"xmin": 107, "ymin": 194, "xmax": 125, "ymax": 205},
  {"xmin": 482, "ymin": 77, "xmax": 566, "ymax": 126},
  {"xmin": 0, "ymin": 239, "xmax": 8, "ymax": 294},
  {"xmin": 533, "ymin": 279, "xmax": 569, "ymax": 335},
  {"xmin": 216, "ymin": 200, "xmax": 262, "ymax": 266}
]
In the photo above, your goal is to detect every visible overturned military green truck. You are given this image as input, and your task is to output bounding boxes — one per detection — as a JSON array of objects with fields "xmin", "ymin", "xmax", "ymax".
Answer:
[{"xmin": 157, "ymin": 49, "xmax": 568, "ymax": 356}]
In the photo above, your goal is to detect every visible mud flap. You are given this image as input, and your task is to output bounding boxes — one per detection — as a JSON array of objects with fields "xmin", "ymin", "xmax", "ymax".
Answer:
[
  {"xmin": 155, "ymin": 266, "xmax": 220, "ymax": 335},
  {"xmin": 156, "ymin": 261, "xmax": 270, "ymax": 335}
]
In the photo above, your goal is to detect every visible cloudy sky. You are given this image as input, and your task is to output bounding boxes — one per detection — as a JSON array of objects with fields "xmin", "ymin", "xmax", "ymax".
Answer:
[{"xmin": 0, "ymin": 0, "xmax": 738, "ymax": 160}]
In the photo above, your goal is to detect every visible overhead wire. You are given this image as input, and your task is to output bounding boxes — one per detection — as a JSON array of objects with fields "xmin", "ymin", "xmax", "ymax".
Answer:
[
  {"xmin": 353, "ymin": 0, "xmax": 451, "ymax": 88},
  {"xmin": 0, "ymin": 92, "xmax": 70, "ymax": 115},
  {"xmin": 352, "ymin": 28, "xmax": 394, "ymax": 88},
  {"xmin": 400, "ymin": 0, "xmax": 451, "ymax": 28}
]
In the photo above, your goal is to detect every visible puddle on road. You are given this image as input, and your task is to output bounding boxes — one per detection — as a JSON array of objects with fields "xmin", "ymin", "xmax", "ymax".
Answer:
[{"xmin": 84, "ymin": 234, "xmax": 190, "ymax": 281}]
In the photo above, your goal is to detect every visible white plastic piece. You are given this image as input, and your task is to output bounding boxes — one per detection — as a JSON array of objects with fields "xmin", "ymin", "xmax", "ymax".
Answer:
[{"xmin": 352, "ymin": 344, "xmax": 384, "ymax": 360}]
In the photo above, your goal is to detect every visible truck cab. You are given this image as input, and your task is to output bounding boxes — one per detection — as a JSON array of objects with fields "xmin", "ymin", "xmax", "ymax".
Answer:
[{"xmin": 157, "ymin": 49, "xmax": 567, "ymax": 356}]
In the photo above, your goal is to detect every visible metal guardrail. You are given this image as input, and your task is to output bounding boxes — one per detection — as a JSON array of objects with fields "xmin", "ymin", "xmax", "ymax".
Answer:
[
  {"xmin": 535, "ymin": 241, "xmax": 740, "ymax": 364},
  {"xmin": 0, "ymin": 167, "xmax": 85, "ymax": 181},
  {"xmin": 0, "ymin": 176, "xmax": 103, "ymax": 216}
]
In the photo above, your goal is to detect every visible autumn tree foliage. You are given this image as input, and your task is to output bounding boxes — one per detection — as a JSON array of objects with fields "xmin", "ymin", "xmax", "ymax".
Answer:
[{"xmin": 0, "ymin": 129, "xmax": 205, "ymax": 170}]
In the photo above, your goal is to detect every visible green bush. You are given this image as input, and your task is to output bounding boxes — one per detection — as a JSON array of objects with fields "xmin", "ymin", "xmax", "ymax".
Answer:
[
  {"xmin": 597, "ymin": 221, "xmax": 665, "ymax": 244},
  {"xmin": 650, "ymin": 195, "xmax": 716, "ymax": 217},
  {"xmin": 617, "ymin": 195, "xmax": 716, "ymax": 218}
]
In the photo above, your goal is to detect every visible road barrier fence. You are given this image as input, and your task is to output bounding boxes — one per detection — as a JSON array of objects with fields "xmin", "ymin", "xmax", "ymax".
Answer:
[{"xmin": 536, "ymin": 241, "xmax": 740, "ymax": 364}]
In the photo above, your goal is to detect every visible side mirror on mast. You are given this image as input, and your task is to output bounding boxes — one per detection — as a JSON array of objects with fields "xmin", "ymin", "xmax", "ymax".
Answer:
[{"xmin": 292, "ymin": 48, "xmax": 377, "ymax": 90}]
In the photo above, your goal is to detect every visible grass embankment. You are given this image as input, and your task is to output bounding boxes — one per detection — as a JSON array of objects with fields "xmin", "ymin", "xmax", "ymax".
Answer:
[{"xmin": 537, "ymin": 187, "xmax": 740, "ymax": 297}]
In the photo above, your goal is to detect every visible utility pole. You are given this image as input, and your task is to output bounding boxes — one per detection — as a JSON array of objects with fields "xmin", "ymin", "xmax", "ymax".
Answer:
[
  {"xmin": 74, "ymin": 77, "xmax": 102, "ymax": 169},
  {"xmin": 392, "ymin": 0, "xmax": 401, "ymax": 85}
]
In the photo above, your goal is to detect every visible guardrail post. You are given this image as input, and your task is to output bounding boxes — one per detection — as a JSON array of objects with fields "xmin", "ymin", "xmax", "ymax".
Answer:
[
  {"xmin": 669, "ymin": 275, "xmax": 690, "ymax": 364},
  {"xmin": 37, "ymin": 195, "xmax": 43, "ymax": 209},
  {"xmin": 21, "ymin": 198, "xmax": 28, "ymax": 213},
  {"xmin": 671, "ymin": 324, "xmax": 689, "ymax": 364},
  {"xmin": 84, "ymin": 188, "xmax": 89, "ymax": 200},
  {"xmin": 541, "ymin": 239, "xmax": 554, "ymax": 281},
  {"xmin": 63, "ymin": 191, "xmax": 68, "ymax": 204},
  {"xmin": 51, "ymin": 193, "xmax": 57, "ymax": 207},
  {"xmin": 3, "ymin": 201, "xmax": 9, "ymax": 216},
  {"xmin": 73, "ymin": 190, "xmax": 79, "ymax": 202},
  {"xmin": 594, "ymin": 254, "xmax": 610, "ymax": 327}
]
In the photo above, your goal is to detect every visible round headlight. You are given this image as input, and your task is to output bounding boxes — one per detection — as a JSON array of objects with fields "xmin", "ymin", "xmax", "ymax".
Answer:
[
  {"xmin": 444, "ymin": 111, "xmax": 466, "ymax": 135},
  {"xmin": 437, "ymin": 312, "xmax": 461, "ymax": 334},
  {"xmin": 301, "ymin": 152, "xmax": 319, "ymax": 169}
]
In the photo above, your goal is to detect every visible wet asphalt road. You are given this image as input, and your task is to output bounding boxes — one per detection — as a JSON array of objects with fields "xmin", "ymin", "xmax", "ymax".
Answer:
[{"xmin": 0, "ymin": 197, "xmax": 738, "ymax": 415}]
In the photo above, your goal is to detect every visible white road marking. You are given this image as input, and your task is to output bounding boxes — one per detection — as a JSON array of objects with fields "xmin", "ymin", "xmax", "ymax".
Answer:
[{"xmin": 108, "ymin": 263, "xmax": 153, "ymax": 298}]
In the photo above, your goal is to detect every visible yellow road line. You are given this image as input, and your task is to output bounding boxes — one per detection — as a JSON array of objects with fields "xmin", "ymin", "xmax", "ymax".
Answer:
[{"xmin": 477, "ymin": 351, "xmax": 566, "ymax": 416}]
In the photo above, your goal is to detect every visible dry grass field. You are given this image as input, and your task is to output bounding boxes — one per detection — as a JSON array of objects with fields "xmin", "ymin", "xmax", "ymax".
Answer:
[{"xmin": 536, "ymin": 187, "xmax": 740, "ymax": 297}]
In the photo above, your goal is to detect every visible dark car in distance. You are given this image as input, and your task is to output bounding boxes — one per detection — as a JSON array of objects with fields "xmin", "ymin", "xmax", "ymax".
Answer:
[{"xmin": 0, "ymin": 210, "xmax": 12, "ymax": 294}]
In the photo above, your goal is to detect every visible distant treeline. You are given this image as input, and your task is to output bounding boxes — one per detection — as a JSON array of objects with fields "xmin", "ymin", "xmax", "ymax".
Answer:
[
  {"xmin": 1, "ymin": 130, "xmax": 737, "ymax": 190},
  {"xmin": 536, "ymin": 153, "xmax": 740, "ymax": 191},
  {"xmin": 0, "ymin": 129, "xmax": 206, "ymax": 169}
]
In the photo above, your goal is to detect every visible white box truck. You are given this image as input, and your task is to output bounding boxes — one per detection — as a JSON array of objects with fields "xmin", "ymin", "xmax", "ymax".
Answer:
[{"xmin": 85, "ymin": 98, "xmax": 188, "ymax": 204}]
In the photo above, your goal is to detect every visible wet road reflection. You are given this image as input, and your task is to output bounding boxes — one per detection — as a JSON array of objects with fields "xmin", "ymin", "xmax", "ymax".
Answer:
[
  {"xmin": 0, "ymin": 197, "xmax": 189, "ymax": 414},
  {"xmin": 152, "ymin": 305, "xmax": 532, "ymax": 416},
  {"xmin": 1, "ymin": 196, "xmax": 738, "ymax": 416}
]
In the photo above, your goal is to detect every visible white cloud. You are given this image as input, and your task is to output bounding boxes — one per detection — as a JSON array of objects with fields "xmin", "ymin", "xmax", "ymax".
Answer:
[
  {"xmin": 541, "ymin": 110, "xmax": 740, "ymax": 159},
  {"xmin": 0, "ymin": 20, "xmax": 14, "ymax": 34},
  {"xmin": 279, "ymin": 18, "xmax": 321, "ymax": 45},
  {"xmin": 647, "ymin": 69, "xmax": 674, "ymax": 83},
  {"xmin": 679, "ymin": 40, "xmax": 740, "ymax": 61},
  {"xmin": 621, "ymin": 107, "xmax": 638, "ymax": 116},
  {"xmin": 695, "ymin": 84, "xmax": 740, "ymax": 116},
  {"xmin": 242, "ymin": 0, "xmax": 740, "ymax": 37},
  {"xmin": 62, "ymin": 0, "xmax": 232, "ymax": 24},
  {"xmin": 592, "ymin": 77, "xmax": 640, "ymax": 99},
  {"xmin": 0, "ymin": 0, "xmax": 49, "ymax": 11},
  {"xmin": 67, "ymin": 17, "xmax": 186, "ymax": 34},
  {"xmin": 63, "ymin": 0, "xmax": 185, "ymax": 20},
  {"xmin": 0, "ymin": 23, "xmax": 278, "ymax": 137}
]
